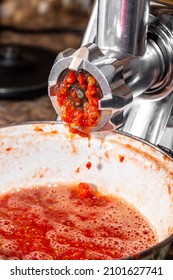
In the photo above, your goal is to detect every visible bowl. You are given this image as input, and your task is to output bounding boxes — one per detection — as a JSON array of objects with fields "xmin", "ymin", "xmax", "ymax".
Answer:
[{"xmin": 0, "ymin": 121, "xmax": 173, "ymax": 259}]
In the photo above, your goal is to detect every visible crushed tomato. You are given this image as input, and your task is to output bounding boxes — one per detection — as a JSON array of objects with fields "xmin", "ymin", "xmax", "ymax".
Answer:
[
  {"xmin": 50, "ymin": 70, "xmax": 102, "ymax": 134},
  {"xmin": 0, "ymin": 183, "xmax": 157, "ymax": 260}
]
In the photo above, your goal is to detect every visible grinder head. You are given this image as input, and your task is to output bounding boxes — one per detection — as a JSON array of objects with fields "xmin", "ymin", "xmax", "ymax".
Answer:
[{"xmin": 48, "ymin": 44, "xmax": 132, "ymax": 133}]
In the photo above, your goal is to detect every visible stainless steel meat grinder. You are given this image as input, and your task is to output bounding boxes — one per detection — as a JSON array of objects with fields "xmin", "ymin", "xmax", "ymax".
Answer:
[{"xmin": 48, "ymin": 0, "xmax": 173, "ymax": 144}]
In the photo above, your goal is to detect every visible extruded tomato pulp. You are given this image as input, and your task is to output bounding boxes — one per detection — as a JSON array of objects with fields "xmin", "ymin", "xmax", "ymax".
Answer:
[
  {"xmin": 0, "ymin": 183, "xmax": 157, "ymax": 260},
  {"xmin": 50, "ymin": 70, "xmax": 102, "ymax": 133}
]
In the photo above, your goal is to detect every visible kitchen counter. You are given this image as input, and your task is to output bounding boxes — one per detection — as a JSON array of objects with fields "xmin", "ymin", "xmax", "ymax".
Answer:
[
  {"xmin": 0, "ymin": 95, "xmax": 56, "ymax": 125},
  {"xmin": 0, "ymin": 5, "xmax": 87, "ymax": 125}
]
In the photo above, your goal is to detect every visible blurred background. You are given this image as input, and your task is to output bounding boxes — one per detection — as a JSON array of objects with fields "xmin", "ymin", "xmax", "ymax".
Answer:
[{"xmin": 0, "ymin": 0, "xmax": 93, "ymax": 125}]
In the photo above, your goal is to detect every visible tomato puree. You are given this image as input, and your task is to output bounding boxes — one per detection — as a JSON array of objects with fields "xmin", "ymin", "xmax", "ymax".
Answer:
[
  {"xmin": 0, "ymin": 183, "xmax": 157, "ymax": 260},
  {"xmin": 50, "ymin": 70, "xmax": 102, "ymax": 133}
]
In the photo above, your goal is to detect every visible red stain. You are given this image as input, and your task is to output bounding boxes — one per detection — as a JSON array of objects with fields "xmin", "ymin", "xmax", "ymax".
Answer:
[
  {"xmin": 34, "ymin": 126, "xmax": 44, "ymax": 132},
  {"xmin": 119, "ymin": 155, "xmax": 125, "ymax": 163},
  {"xmin": 168, "ymin": 184, "xmax": 172, "ymax": 195},
  {"xmin": 86, "ymin": 161, "xmax": 92, "ymax": 169},
  {"xmin": 75, "ymin": 167, "xmax": 81, "ymax": 173},
  {"xmin": 50, "ymin": 130, "xmax": 58, "ymax": 134},
  {"xmin": 104, "ymin": 151, "xmax": 109, "ymax": 158}
]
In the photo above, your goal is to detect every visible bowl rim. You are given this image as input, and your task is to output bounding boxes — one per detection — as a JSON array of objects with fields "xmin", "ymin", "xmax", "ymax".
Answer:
[{"xmin": 1, "ymin": 120, "xmax": 172, "ymax": 156}]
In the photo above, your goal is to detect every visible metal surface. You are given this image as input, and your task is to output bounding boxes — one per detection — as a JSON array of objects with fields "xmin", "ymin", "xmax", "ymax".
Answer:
[
  {"xmin": 96, "ymin": 0, "xmax": 150, "ymax": 56},
  {"xmin": 124, "ymin": 39, "xmax": 165, "ymax": 98},
  {"xmin": 122, "ymin": 93, "xmax": 173, "ymax": 144},
  {"xmin": 122, "ymin": 2, "xmax": 173, "ymax": 143},
  {"xmin": 159, "ymin": 106, "xmax": 173, "ymax": 149},
  {"xmin": 81, "ymin": 0, "xmax": 97, "ymax": 46},
  {"xmin": 48, "ymin": 0, "xmax": 173, "ymax": 144}
]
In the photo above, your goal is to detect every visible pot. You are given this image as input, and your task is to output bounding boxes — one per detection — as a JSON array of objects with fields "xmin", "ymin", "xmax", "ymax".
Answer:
[{"xmin": 0, "ymin": 121, "xmax": 173, "ymax": 259}]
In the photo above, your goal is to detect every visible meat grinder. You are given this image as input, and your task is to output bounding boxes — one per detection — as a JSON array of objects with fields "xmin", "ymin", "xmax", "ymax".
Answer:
[{"xmin": 48, "ymin": 0, "xmax": 173, "ymax": 144}]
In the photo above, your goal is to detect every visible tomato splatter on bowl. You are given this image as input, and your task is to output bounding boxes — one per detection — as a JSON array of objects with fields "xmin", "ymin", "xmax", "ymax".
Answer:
[{"xmin": 86, "ymin": 161, "xmax": 92, "ymax": 169}]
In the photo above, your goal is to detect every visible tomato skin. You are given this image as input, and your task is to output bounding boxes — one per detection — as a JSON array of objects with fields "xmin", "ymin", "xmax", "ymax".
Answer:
[
  {"xmin": 87, "ymin": 75, "xmax": 96, "ymax": 85},
  {"xmin": 77, "ymin": 72, "xmax": 86, "ymax": 86},
  {"xmin": 77, "ymin": 182, "xmax": 92, "ymax": 198},
  {"xmin": 87, "ymin": 85, "xmax": 99, "ymax": 96},
  {"xmin": 66, "ymin": 71, "xmax": 77, "ymax": 84}
]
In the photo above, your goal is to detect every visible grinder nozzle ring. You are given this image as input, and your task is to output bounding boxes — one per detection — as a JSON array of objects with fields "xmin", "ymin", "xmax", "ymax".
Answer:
[{"xmin": 48, "ymin": 44, "xmax": 132, "ymax": 133}]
